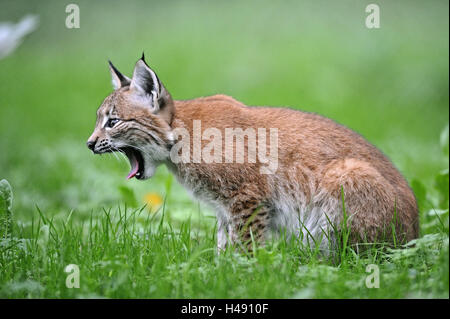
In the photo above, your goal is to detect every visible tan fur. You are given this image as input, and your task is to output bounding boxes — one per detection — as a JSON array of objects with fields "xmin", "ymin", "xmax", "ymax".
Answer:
[
  {"xmin": 170, "ymin": 96, "xmax": 419, "ymax": 245},
  {"xmin": 88, "ymin": 59, "xmax": 419, "ymax": 254}
]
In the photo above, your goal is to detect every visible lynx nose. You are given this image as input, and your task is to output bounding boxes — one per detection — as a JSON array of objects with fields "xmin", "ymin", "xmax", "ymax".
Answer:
[{"xmin": 86, "ymin": 140, "xmax": 96, "ymax": 151}]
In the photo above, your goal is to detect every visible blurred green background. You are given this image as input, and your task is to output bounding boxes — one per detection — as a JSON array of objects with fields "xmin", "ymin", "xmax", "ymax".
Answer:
[{"xmin": 0, "ymin": 0, "xmax": 448, "ymax": 222}]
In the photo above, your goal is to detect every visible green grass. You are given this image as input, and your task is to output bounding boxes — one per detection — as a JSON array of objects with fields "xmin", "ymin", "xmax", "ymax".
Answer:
[
  {"xmin": 0, "ymin": 185, "xmax": 448, "ymax": 298},
  {"xmin": 0, "ymin": 0, "xmax": 448, "ymax": 298}
]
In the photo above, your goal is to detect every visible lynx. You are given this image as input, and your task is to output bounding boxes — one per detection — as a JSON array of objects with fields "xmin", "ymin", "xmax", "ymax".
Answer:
[{"xmin": 87, "ymin": 54, "xmax": 419, "ymax": 253}]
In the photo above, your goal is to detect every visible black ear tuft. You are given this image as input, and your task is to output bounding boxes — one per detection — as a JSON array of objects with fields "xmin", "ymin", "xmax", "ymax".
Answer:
[
  {"xmin": 109, "ymin": 60, "xmax": 128, "ymax": 84},
  {"xmin": 140, "ymin": 52, "xmax": 151, "ymax": 68},
  {"xmin": 108, "ymin": 60, "xmax": 131, "ymax": 89}
]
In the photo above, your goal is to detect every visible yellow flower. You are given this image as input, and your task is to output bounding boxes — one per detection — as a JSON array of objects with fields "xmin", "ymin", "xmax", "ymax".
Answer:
[{"xmin": 143, "ymin": 192, "xmax": 163, "ymax": 211}]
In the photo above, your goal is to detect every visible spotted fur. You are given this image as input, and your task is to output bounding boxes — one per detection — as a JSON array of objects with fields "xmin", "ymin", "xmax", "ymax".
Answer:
[{"xmin": 87, "ymin": 56, "xmax": 419, "ymax": 253}]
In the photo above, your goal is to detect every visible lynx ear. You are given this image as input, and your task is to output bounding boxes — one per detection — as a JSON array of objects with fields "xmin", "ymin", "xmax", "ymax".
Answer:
[
  {"xmin": 130, "ymin": 54, "xmax": 161, "ymax": 109},
  {"xmin": 130, "ymin": 54, "xmax": 174, "ymax": 123},
  {"xmin": 108, "ymin": 60, "xmax": 131, "ymax": 90}
]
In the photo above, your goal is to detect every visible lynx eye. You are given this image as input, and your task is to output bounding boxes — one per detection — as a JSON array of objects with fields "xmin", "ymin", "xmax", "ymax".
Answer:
[{"xmin": 106, "ymin": 118, "xmax": 120, "ymax": 128}]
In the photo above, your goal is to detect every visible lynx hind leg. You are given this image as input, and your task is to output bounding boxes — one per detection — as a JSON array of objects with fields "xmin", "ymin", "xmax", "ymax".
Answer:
[
  {"xmin": 297, "ymin": 206, "xmax": 338, "ymax": 254},
  {"xmin": 217, "ymin": 216, "xmax": 229, "ymax": 252},
  {"xmin": 318, "ymin": 158, "xmax": 402, "ymax": 246}
]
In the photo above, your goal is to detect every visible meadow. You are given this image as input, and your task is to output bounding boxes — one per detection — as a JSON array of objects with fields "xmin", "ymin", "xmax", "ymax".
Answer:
[{"xmin": 0, "ymin": 0, "xmax": 448, "ymax": 298}]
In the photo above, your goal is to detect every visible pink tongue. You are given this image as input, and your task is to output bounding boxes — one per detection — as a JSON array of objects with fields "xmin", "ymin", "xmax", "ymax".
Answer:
[{"xmin": 126, "ymin": 152, "xmax": 139, "ymax": 179}]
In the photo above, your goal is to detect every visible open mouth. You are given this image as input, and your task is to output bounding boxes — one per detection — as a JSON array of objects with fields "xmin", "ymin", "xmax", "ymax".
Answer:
[{"xmin": 119, "ymin": 147, "xmax": 145, "ymax": 180}]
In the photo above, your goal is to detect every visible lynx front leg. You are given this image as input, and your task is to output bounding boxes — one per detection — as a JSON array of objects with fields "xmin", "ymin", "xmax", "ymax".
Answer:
[
  {"xmin": 216, "ymin": 184, "xmax": 271, "ymax": 253},
  {"xmin": 215, "ymin": 206, "xmax": 269, "ymax": 253},
  {"xmin": 228, "ymin": 202, "xmax": 271, "ymax": 252}
]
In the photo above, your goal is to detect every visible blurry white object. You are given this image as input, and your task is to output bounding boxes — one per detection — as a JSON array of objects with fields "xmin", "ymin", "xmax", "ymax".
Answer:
[{"xmin": 0, "ymin": 15, "xmax": 39, "ymax": 59}]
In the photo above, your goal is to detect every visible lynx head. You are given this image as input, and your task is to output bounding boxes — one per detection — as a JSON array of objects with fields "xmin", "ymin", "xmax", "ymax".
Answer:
[{"xmin": 87, "ymin": 54, "xmax": 175, "ymax": 180}]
